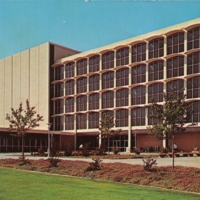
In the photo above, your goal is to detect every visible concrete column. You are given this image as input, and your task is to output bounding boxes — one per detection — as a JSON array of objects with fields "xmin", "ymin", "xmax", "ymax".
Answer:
[
  {"xmin": 128, "ymin": 109, "xmax": 131, "ymax": 152},
  {"xmin": 146, "ymin": 41, "xmax": 149, "ymax": 61},
  {"xmin": 129, "ymin": 45, "xmax": 132, "ymax": 64},
  {"xmin": 163, "ymin": 131, "xmax": 167, "ymax": 148},
  {"xmin": 184, "ymin": 55, "xmax": 187, "ymax": 76},
  {"xmin": 145, "ymin": 84, "xmax": 148, "ymax": 106},
  {"xmin": 145, "ymin": 106, "xmax": 148, "ymax": 127},
  {"xmin": 163, "ymin": 59, "xmax": 167, "ymax": 80},
  {"xmin": 99, "ymin": 54, "xmax": 102, "ymax": 71},
  {"xmin": 114, "ymin": 90, "xmax": 116, "ymax": 109},
  {"xmin": 146, "ymin": 64, "xmax": 148, "ymax": 83},
  {"xmin": 184, "ymin": 30, "xmax": 187, "ymax": 53},
  {"xmin": 114, "ymin": 50, "xmax": 116, "ymax": 68},
  {"xmin": 163, "ymin": 36, "xmax": 167, "ymax": 57}
]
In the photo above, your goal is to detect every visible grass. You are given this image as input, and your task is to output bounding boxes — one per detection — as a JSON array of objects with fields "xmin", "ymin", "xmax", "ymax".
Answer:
[
  {"xmin": 0, "ymin": 168, "xmax": 200, "ymax": 200},
  {"xmin": 1, "ymin": 158, "xmax": 200, "ymax": 193}
]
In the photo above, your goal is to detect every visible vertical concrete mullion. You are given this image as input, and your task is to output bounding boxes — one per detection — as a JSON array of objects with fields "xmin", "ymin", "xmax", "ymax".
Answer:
[
  {"xmin": 184, "ymin": 30, "xmax": 187, "ymax": 53},
  {"xmin": 129, "ymin": 45, "xmax": 132, "ymax": 64},
  {"xmin": 184, "ymin": 55, "xmax": 187, "ymax": 77},
  {"xmin": 163, "ymin": 36, "xmax": 167, "ymax": 57},
  {"xmin": 74, "ymin": 61, "xmax": 77, "ymax": 150},
  {"xmin": 146, "ymin": 41, "xmax": 149, "ymax": 61}
]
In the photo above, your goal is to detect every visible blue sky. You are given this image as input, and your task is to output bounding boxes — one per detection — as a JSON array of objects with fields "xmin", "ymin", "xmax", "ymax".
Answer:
[{"xmin": 0, "ymin": 0, "xmax": 200, "ymax": 59}]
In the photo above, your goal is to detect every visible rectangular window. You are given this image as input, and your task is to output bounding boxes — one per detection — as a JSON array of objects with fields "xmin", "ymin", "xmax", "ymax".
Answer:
[
  {"xmin": 77, "ymin": 78, "xmax": 87, "ymax": 93},
  {"xmin": 65, "ymin": 62, "xmax": 74, "ymax": 78},
  {"xmin": 148, "ymin": 61, "xmax": 163, "ymax": 81},
  {"xmin": 89, "ymin": 93, "xmax": 99, "ymax": 110},
  {"xmin": 65, "ymin": 115, "xmax": 74, "ymax": 130},
  {"xmin": 65, "ymin": 98, "xmax": 74, "ymax": 113},
  {"xmin": 102, "ymin": 91, "xmax": 114, "ymax": 109},
  {"xmin": 167, "ymin": 33, "xmax": 184, "ymax": 55},
  {"xmin": 188, "ymin": 27, "xmax": 200, "ymax": 50},
  {"xmin": 116, "ymin": 109, "xmax": 128, "ymax": 127},
  {"xmin": 102, "ymin": 72, "xmax": 114, "ymax": 89},
  {"xmin": 77, "ymin": 96, "xmax": 87, "ymax": 111},
  {"xmin": 55, "ymin": 83, "xmax": 64, "ymax": 97},
  {"xmin": 55, "ymin": 100, "xmax": 64, "ymax": 114},
  {"xmin": 132, "ymin": 64, "xmax": 146, "ymax": 84},
  {"xmin": 77, "ymin": 59, "xmax": 87, "ymax": 75},
  {"xmin": 149, "ymin": 38, "xmax": 164, "ymax": 59},
  {"xmin": 116, "ymin": 68, "xmax": 129, "ymax": 87},
  {"xmin": 55, "ymin": 65, "xmax": 64, "ymax": 80},
  {"xmin": 102, "ymin": 52, "xmax": 114, "ymax": 69},
  {"xmin": 77, "ymin": 114, "xmax": 87, "ymax": 129},
  {"xmin": 131, "ymin": 108, "xmax": 145, "ymax": 126},
  {"xmin": 116, "ymin": 47, "xmax": 129, "ymax": 66},
  {"xmin": 65, "ymin": 80, "xmax": 74, "ymax": 96},
  {"xmin": 89, "ymin": 75, "xmax": 99, "ymax": 91},
  {"xmin": 116, "ymin": 89, "xmax": 128, "ymax": 107},
  {"xmin": 89, "ymin": 112, "xmax": 99, "ymax": 128},
  {"xmin": 132, "ymin": 43, "xmax": 146, "ymax": 63},
  {"xmin": 89, "ymin": 55, "xmax": 100, "ymax": 72},
  {"xmin": 167, "ymin": 56, "xmax": 184, "ymax": 78},
  {"xmin": 131, "ymin": 86, "xmax": 146, "ymax": 105}
]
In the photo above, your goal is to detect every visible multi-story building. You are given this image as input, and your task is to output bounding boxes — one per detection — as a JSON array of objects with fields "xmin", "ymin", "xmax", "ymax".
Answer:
[{"xmin": 1, "ymin": 18, "xmax": 200, "ymax": 152}]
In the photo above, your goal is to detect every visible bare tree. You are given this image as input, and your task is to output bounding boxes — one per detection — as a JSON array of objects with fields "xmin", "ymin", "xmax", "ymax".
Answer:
[{"xmin": 5, "ymin": 99, "xmax": 44, "ymax": 161}]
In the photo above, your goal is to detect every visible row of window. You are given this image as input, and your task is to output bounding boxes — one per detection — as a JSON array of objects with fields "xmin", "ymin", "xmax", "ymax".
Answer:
[
  {"xmin": 54, "ymin": 100, "xmax": 200, "ymax": 130},
  {"xmin": 54, "ymin": 76, "xmax": 200, "ymax": 105},
  {"xmin": 54, "ymin": 27, "xmax": 200, "ymax": 79},
  {"xmin": 54, "ymin": 53, "xmax": 200, "ymax": 97}
]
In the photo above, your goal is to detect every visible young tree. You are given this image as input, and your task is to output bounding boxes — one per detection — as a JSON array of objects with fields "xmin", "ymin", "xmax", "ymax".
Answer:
[
  {"xmin": 5, "ymin": 99, "xmax": 44, "ymax": 161},
  {"xmin": 148, "ymin": 88, "xmax": 192, "ymax": 168},
  {"xmin": 98, "ymin": 113, "xmax": 121, "ymax": 153}
]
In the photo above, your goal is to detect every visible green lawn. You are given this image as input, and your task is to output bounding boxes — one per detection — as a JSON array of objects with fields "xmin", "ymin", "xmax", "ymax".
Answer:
[{"xmin": 0, "ymin": 168, "xmax": 199, "ymax": 200}]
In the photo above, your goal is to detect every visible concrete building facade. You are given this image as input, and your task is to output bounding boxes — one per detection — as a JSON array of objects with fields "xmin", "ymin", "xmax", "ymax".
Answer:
[{"xmin": 1, "ymin": 18, "xmax": 200, "ymax": 152}]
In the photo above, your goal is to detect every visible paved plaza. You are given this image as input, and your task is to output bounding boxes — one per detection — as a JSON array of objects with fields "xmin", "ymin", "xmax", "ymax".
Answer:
[{"xmin": 0, "ymin": 153, "xmax": 200, "ymax": 168}]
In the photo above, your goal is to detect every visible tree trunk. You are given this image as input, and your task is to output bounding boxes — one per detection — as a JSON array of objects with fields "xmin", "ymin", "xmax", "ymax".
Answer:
[
  {"xmin": 172, "ymin": 135, "xmax": 174, "ymax": 169},
  {"xmin": 22, "ymin": 135, "xmax": 25, "ymax": 162},
  {"xmin": 108, "ymin": 137, "xmax": 110, "ymax": 154}
]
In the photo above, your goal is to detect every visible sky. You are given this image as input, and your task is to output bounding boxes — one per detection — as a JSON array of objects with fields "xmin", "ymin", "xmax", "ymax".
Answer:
[{"xmin": 0, "ymin": 0, "xmax": 200, "ymax": 59}]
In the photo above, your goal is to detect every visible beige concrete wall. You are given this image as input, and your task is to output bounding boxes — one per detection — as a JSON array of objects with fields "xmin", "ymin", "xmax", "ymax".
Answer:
[
  {"xmin": 13, "ymin": 53, "xmax": 21, "ymax": 108},
  {"xmin": 0, "ymin": 42, "xmax": 50, "ymax": 131},
  {"xmin": 4, "ymin": 57, "xmax": 13, "ymax": 127},
  {"xmin": 53, "ymin": 44, "xmax": 79, "ymax": 62},
  {"xmin": 0, "ymin": 59, "xmax": 5, "ymax": 127},
  {"xmin": 21, "ymin": 50, "xmax": 30, "ymax": 105},
  {"xmin": 38, "ymin": 43, "xmax": 49, "ymax": 129}
]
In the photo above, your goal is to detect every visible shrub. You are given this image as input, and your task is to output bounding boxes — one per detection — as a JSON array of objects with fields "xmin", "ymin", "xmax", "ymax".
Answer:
[
  {"xmin": 65, "ymin": 143, "xmax": 72, "ymax": 156},
  {"xmin": 155, "ymin": 146, "xmax": 160, "ymax": 152},
  {"xmin": 133, "ymin": 147, "xmax": 141, "ymax": 155},
  {"xmin": 112, "ymin": 146, "xmax": 119, "ymax": 154},
  {"xmin": 160, "ymin": 147, "xmax": 169, "ymax": 153},
  {"xmin": 81, "ymin": 143, "xmax": 90, "ymax": 157},
  {"xmin": 147, "ymin": 146, "xmax": 155, "ymax": 152},
  {"xmin": 18, "ymin": 156, "xmax": 31, "ymax": 165},
  {"xmin": 48, "ymin": 157, "xmax": 60, "ymax": 167},
  {"xmin": 65, "ymin": 150, "xmax": 72, "ymax": 156},
  {"xmin": 71, "ymin": 151, "xmax": 82, "ymax": 156},
  {"xmin": 38, "ymin": 148, "xmax": 45, "ymax": 156},
  {"xmin": 86, "ymin": 158, "xmax": 102, "ymax": 171},
  {"xmin": 142, "ymin": 157, "xmax": 157, "ymax": 171},
  {"xmin": 82, "ymin": 149, "xmax": 89, "ymax": 157},
  {"xmin": 95, "ymin": 145, "xmax": 106, "ymax": 155}
]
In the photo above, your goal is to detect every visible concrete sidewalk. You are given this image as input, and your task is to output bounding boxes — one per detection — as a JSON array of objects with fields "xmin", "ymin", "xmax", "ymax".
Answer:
[{"xmin": 0, "ymin": 153, "xmax": 200, "ymax": 168}]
